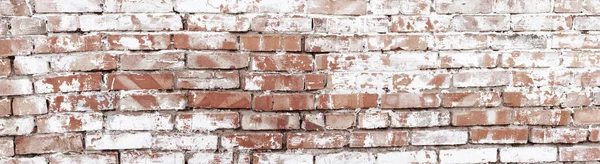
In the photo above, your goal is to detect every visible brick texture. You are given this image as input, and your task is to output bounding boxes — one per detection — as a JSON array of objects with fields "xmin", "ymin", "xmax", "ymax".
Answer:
[{"xmin": 0, "ymin": 0, "xmax": 594, "ymax": 163}]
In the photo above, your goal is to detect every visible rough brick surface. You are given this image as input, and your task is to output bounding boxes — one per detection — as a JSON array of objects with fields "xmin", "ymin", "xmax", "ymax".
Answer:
[{"xmin": 0, "ymin": 0, "xmax": 595, "ymax": 163}]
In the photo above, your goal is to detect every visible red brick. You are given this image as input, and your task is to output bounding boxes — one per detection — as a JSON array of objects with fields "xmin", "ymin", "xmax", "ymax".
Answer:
[
  {"xmin": 15, "ymin": 133, "xmax": 83, "ymax": 154},
  {"xmin": 307, "ymin": 0, "xmax": 367, "ymax": 15},
  {"xmin": 107, "ymin": 34, "xmax": 171, "ymax": 50},
  {"xmin": 46, "ymin": 15, "xmax": 80, "ymax": 32},
  {"xmin": 317, "ymin": 93, "xmax": 378, "ymax": 109},
  {"xmin": 452, "ymin": 109, "xmax": 511, "ymax": 126},
  {"xmin": 240, "ymin": 35, "xmax": 301, "ymax": 51},
  {"xmin": 574, "ymin": 109, "xmax": 600, "ymax": 124},
  {"xmin": 470, "ymin": 127, "xmax": 528, "ymax": 144},
  {"xmin": 176, "ymin": 70, "xmax": 239, "ymax": 89},
  {"xmin": 120, "ymin": 52, "xmax": 184, "ymax": 71},
  {"xmin": 503, "ymin": 89, "xmax": 562, "ymax": 107},
  {"xmin": 560, "ymin": 147, "xmax": 600, "ymax": 162},
  {"xmin": 34, "ymin": 34, "xmax": 102, "ymax": 53},
  {"xmin": 34, "ymin": 73, "xmax": 102, "ymax": 93},
  {"xmin": 253, "ymin": 93, "xmax": 315, "ymax": 111},
  {"xmin": 392, "ymin": 72, "xmax": 451, "ymax": 90},
  {"xmin": 12, "ymin": 96, "xmax": 47, "ymax": 115},
  {"xmin": 530, "ymin": 128, "xmax": 588, "ymax": 143},
  {"xmin": 120, "ymin": 151, "xmax": 184, "ymax": 164},
  {"xmin": 187, "ymin": 52, "xmax": 249, "ymax": 69},
  {"xmin": 564, "ymin": 91, "xmax": 592, "ymax": 107},
  {"xmin": 175, "ymin": 112, "xmax": 239, "ymax": 131},
  {"xmin": 590, "ymin": 129, "xmax": 600, "ymax": 141},
  {"xmin": 244, "ymin": 73, "xmax": 304, "ymax": 91},
  {"xmin": 106, "ymin": 73, "xmax": 174, "ymax": 90},
  {"xmin": 250, "ymin": 53, "xmax": 312, "ymax": 71},
  {"xmin": 49, "ymin": 153, "xmax": 118, "ymax": 164},
  {"xmin": 188, "ymin": 91, "xmax": 251, "ymax": 109},
  {"xmin": 187, "ymin": 14, "xmax": 250, "ymax": 32},
  {"xmin": 221, "ymin": 133, "xmax": 283, "ymax": 150},
  {"xmin": 442, "ymin": 92, "xmax": 502, "ymax": 107},
  {"xmin": 251, "ymin": 15, "xmax": 312, "ymax": 32},
  {"xmin": 174, "ymin": 33, "xmax": 237, "ymax": 50},
  {"xmin": 52, "ymin": 53, "xmax": 118, "ymax": 72},
  {"xmin": 0, "ymin": 99, "xmax": 10, "ymax": 117},
  {"xmin": 36, "ymin": 113, "xmax": 103, "ymax": 133},
  {"xmin": 349, "ymin": 131, "xmax": 408, "ymax": 147},
  {"xmin": 119, "ymin": 93, "xmax": 186, "ymax": 111},
  {"xmin": 357, "ymin": 111, "xmax": 389, "ymax": 129},
  {"xmin": 382, "ymin": 93, "xmax": 440, "ymax": 109},
  {"xmin": 305, "ymin": 74, "xmax": 326, "ymax": 90},
  {"xmin": 0, "ymin": 58, "xmax": 10, "ymax": 77},
  {"xmin": 0, "ymin": 38, "xmax": 32, "ymax": 57},
  {"xmin": 287, "ymin": 132, "xmax": 348, "ymax": 148},
  {"xmin": 514, "ymin": 109, "xmax": 571, "ymax": 126},
  {"xmin": 241, "ymin": 113, "xmax": 300, "ymax": 130},
  {"xmin": 325, "ymin": 112, "xmax": 356, "ymax": 129},
  {"xmin": 302, "ymin": 113, "xmax": 325, "ymax": 130},
  {"xmin": 48, "ymin": 92, "xmax": 117, "ymax": 112}
]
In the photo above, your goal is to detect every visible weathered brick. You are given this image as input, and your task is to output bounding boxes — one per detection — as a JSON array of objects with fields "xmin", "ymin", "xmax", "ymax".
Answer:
[
  {"xmin": 173, "ymin": 0, "xmax": 239, "ymax": 13},
  {"xmin": 435, "ymin": 0, "xmax": 493, "ymax": 14},
  {"xmin": 187, "ymin": 52, "xmax": 249, "ymax": 69},
  {"xmin": 48, "ymin": 92, "xmax": 117, "ymax": 112},
  {"xmin": 52, "ymin": 53, "xmax": 118, "ymax": 72},
  {"xmin": 382, "ymin": 93, "xmax": 440, "ymax": 109},
  {"xmin": 36, "ymin": 113, "xmax": 103, "ymax": 133},
  {"xmin": 251, "ymin": 15, "xmax": 312, "ymax": 32},
  {"xmin": 106, "ymin": 113, "xmax": 173, "ymax": 131},
  {"xmin": 244, "ymin": 73, "xmax": 304, "ymax": 91},
  {"xmin": 318, "ymin": 93, "xmax": 378, "ymax": 109},
  {"xmin": 120, "ymin": 151, "xmax": 184, "ymax": 164},
  {"xmin": 377, "ymin": 151, "xmax": 437, "ymax": 164},
  {"xmin": 0, "ymin": 79, "xmax": 33, "ymax": 96},
  {"xmin": 0, "ymin": 0, "xmax": 30, "ymax": 16},
  {"xmin": 80, "ymin": 14, "xmax": 182, "ymax": 31},
  {"xmin": 370, "ymin": 0, "xmax": 432, "ymax": 15},
  {"xmin": 176, "ymin": 70, "xmax": 239, "ymax": 89},
  {"xmin": 500, "ymin": 147, "xmax": 557, "ymax": 163},
  {"xmin": 493, "ymin": 0, "xmax": 552, "ymax": 13},
  {"xmin": 253, "ymin": 93, "xmax": 315, "ymax": 111},
  {"xmin": 453, "ymin": 70, "xmax": 510, "ymax": 87},
  {"xmin": 302, "ymin": 113, "xmax": 325, "ymax": 130},
  {"xmin": 253, "ymin": 153, "xmax": 313, "ymax": 164},
  {"xmin": 15, "ymin": 133, "xmax": 83, "ymax": 154},
  {"xmin": 85, "ymin": 132, "xmax": 152, "ymax": 150},
  {"xmin": 107, "ymin": 34, "xmax": 170, "ymax": 50},
  {"xmin": 250, "ymin": 53, "xmax": 313, "ymax": 72},
  {"xmin": 452, "ymin": 109, "xmax": 511, "ymax": 126},
  {"xmin": 531, "ymin": 128, "xmax": 588, "ymax": 143},
  {"xmin": 411, "ymin": 129, "xmax": 468, "ymax": 145},
  {"xmin": 187, "ymin": 152, "xmax": 234, "ymax": 164},
  {"xmin": 500, "ymin": 51, "xmax": 560, "ymax": 68},
  {"xmin": 316, "ymin": 152, "xmax": 375, "ymax": 164},
  {"xmin": 307, "ymin": 0, "xmax": 367, "ymax": 15},
  {"xmin": 241, "ymin": 113, "xmax": 300, "ymax": 130},
  {"xmin": 503, "ymin": 89, "xmax": 562, "ymax": 107},
  {"xmin": 560, "ymin": 146, "xmax": 600, "ymax": 161},
  {"xmin": 392, "ymin": 15, "xmax": 452, "ymax": 32},
  {"xmin": 105, "ymin": 0, "xmax": 173, "ymax": 12},
  {"xmin": 119, "ymin": 93, "xmax": 185, "ymax": 111},
  {"xmin": 442, "ymin": 92, "xmax": 502, "ymax": 107},
  {"xmin": 240, "ymin": 35, "xmax": 301, "ymax": 51},
  {"xmin": 357, "ymin": 111, "xmax": 390, "ymax": 129},
  {"xmin": 0, "ymin": 99, "xmax": 10, "ymax": 117},
  {"xmin": 221, "ymin": 133, "xmax": 283, "ymax": 150},
  {"xmin": 315, "ymin": 16, "xmax": 388, "ymax": 34},
  {"xmin": 10, "ymin": 17, "xmax": 46, "ymax": 35},
  {"xmin": 451, "ymin": 15, "xmax": 510, "ymax": 31},
  {"xmin": 0, "ymin": 138, "xmax": 13, "ymax": 157},
  {"xmin": 45, "ymin": 15, "xmax": 80, "ymax": 32},
  {"xmin": 555, "ymin": 0, "xmax": 600, "ymax": 13},
  {"xmin": 325, "ymin": 112, "xmax": 356, "ymax": 129},
  {"xmin": 440, "ymin": 51, "xmax": 498, "ymax": 68},
  {"xmin": 470, "ymin": 127, "xmax": 529, "ymax": 144},
  {"xmin": 49, "ymin": 153, "xmax": 118, "ymax": 164},
  {"xmin": 13, "ymin": 56, "xmax": 50, "ymax": 75},
  {"xmin": 287, "ymin": 132, "xmax": 348, "ymax": 149},
  {"xmin": 34, "ymin": 34, "xmax": 102, "ymax": 53},
  {"xmin": 106, "ymin": 73, "xmax": 174, "ymax": 90},
  {"xmin": 514, "ymin": 109, "xmax": 571, "ymax": 125},
  {"xmin": 0, "ymin": 38, "xmax": 33, "ymax": 57},
  {"xmin": 12, "ymin": 96, "xmax": 47, "ymax": 115},
  {"xmin": 153, "ymin": 133, "xmax": 218, "ymax": 150},
  {"xmin": 34, "ymin": 73, "xmax": 103, "ymax": 93},
  {"xmin": 512, "ymin": 15, "xmax": 572, "ymax": 31},
  {"xmin": 175, "ymin": 112, "xmax": 239, "ymax": 131},
  {"xmin": 188, "ymin": 91, "xmax": 251, "ymax": 109},
  {"xmin": 187, "ymin": 14, "xmax": 250, "ymax": 32},
  {"xmin": 349, "ymin": 131, "xmax": 408, "ymax": 147},
  {"xmin": 390, "ymin": 110, "xmax": 451, "ymax": 127},
  {"xmin": 440, "ymin": 148, "xmax": 498, "ymax": 164},
  {"xmin": 174, "ymin": 33, "xmax": 237, "ymax": 50},
  {"xmin": 120, "ymin": 52, "xmax": 184, "ymax": 70}
]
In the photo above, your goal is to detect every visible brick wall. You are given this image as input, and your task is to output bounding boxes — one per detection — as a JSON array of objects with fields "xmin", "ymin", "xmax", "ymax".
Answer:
[{"xmin": 1, "ymin": 0, "xmax": 599, "ymax": 163}]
